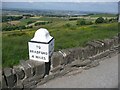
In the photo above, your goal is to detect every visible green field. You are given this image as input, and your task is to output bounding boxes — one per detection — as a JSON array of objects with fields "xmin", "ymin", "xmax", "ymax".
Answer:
[
  {"xmin": 89, "ymin": 13, "xmax": 117, "ymax": 17},
  {"xmin": 2, "ymin": 15, "xmax": 119, "ymax": 67}
]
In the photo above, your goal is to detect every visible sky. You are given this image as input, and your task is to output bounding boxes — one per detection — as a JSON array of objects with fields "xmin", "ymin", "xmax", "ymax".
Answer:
[
  {"xmin": 2, "ymin": 0, "xmax": 119, "ymax": 14},
  {"xmin": 2, "ymin": 2, "xmax": 118, "ymax": 14},
  {"xmin": 2, "ymin": 0, "xmax": 120, "ymax": 2}
]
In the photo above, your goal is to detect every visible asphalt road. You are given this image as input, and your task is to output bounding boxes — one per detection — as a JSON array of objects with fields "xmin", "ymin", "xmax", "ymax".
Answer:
[{"xmin": 37, "ymin": 54, "xmax": 118, "ymax": 88}]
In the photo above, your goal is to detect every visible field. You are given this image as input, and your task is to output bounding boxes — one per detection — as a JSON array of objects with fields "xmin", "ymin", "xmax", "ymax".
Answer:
[{"xmin": 2, "ymin": 14, "xmax": 119, "ymax": 67}]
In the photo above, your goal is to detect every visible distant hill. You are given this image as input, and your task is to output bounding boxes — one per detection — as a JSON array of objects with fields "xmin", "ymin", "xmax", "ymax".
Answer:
[{"xmin": 2, "ymin": 2, "xmax": 118, "ymax": 14}]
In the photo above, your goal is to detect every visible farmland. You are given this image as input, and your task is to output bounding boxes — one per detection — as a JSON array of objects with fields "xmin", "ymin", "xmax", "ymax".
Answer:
[{"xmin": 2, "ymin": 12, "xmax": 119, "ymax": 67}]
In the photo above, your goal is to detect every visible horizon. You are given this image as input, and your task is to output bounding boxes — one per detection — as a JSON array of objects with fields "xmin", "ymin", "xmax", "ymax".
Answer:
[{"xmin": 2, "ymin": 2, "xmax": 118, "ymax": 14}]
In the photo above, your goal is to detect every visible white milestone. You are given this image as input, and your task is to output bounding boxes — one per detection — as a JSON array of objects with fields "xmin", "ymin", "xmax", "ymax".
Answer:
[{"xmin": 28, "ymin": 28, "xmax": 54, "ymax": 62}]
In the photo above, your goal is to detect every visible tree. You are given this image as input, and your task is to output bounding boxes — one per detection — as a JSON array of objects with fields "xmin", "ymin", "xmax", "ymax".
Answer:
[
  {"xmin": 95, "ymin": 17, "xmax": 105, "ymax": 24},
  {"xmin": 65, "ymin": 23, "xmax": 71, "ymax": 27},
  {"xmin": 77, "ymin": 19, "xmax": 86, "ymax": 26}
]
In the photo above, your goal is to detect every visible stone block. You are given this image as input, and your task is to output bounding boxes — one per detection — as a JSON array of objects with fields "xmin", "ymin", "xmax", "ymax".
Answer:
[
  {"xmin": 101, "ymin": 50, "xmax": 110, "ymax": 58},
  {"xmin": 13, "ymin": 65, "xmax": 25, "ymax": 81},
  {"xmin": 14, "ymin": 82, "xmax": 23, "ymax": 89},
  {"xmin": 44, "ymin": 74, "xmax": 55, "ymax": 82},
  {"xmin": 86, "ymin": 41, "xmax": 100, "ymax": 55},
  {"xmin": 25, "ymin": 60, "xmax": 36, "ymax": 76},
  {"xmin": 58, "ymin": 66, "xmax": 77, "ymax": 77},
  {"xmin": 60, "ymin": 49, "xmax": 74, "ymax": 65},
  {"xmin": 26, "ymin": 60, "xmax": 45, "ymax": 78},
  {"xmin": 0, "ymin": 81, "xmax": 1, "ymax": 89},
  {"xmin": 20, "ymin": 60, "xmax": 33, "ymax": 79},
  {"xmin": 71, "ymin": 59, "xmax": 91, "ymax": 67},
  {"xmin": 51, "ymin": 52, "xmax": 64, "ymax": 69},
  {"xmin": 112, "ymin": 36, "xmax": 118, "ymax": 46},
  {"xmin": 23, "ymin": 75, "xmax": 43, "ymax": 85},
  {"xmin": 79, "ymin": 59, "xmax": 92, "ymax": 67},
  {"xmin": 103, "ymin": 39, "xmax": 114, "ymax": 50},
  {"xmin": 68, "ymin": 47, "xmax": 82, "ymax": 60},
  {"xmin": 98, "ymin": 40, "xmax": 109, "ymax": 51},
  {"xmin": 118, "ymin": 46, "xmax": 120, "ymax": 53},
  {"xmin": 87, "ymin": 45, "xmax": 96, "ymax": 56},
  {"xmin": 2, "ymin": 76, "xmax": 7, "ymax": 88},
  {"xmin": 23, "ymin": 81, "xmax": 37, "ymax": 88},
  {"xmin": 81, "ymin": 46, "xmax": 91, "ymax": 59},
  {"xmin": 3, "ymin": 68, "xmax": 17, "ymax": 88},
  {"xmin": 89, "ymin": 54, "xmax": 101, "ymax": 61},
  {"xmin": 50, "ymin": 65, "xmax": 63, "ymax": 73},
  {"xmin": 84, "ymin": 60, "xmax": 100, "ymax": 70},
  {"xmin": 37, "ymin": 79, "xmax": 46, "ymax": 86},
  {"xmin": 93, "ymin": 40, "xmax": 105, "ymax": 52},
  {"xmin": 65, "ymin": 68, "xmax": 83, "ymax": 76}
]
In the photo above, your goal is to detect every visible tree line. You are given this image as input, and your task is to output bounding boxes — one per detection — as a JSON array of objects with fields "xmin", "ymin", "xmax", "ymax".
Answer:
[
  {"xmin": 3, "ymin": 25, "xmax": 32, "ymax": 31},
  {"xmin": 76, "ymin": 17, "xmax": 118, "ymax": 26},
  {"xmin": 2, "ymin": 16, "xmax": 23, "ymax": 22}
]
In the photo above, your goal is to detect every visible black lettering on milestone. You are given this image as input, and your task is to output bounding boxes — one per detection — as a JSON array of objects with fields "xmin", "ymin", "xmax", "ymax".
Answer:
[
  {"xmin": 32, "ymin": 55, "xmax": 34, "ymax": 58},
  {"xmin": 36, "ymin": 56, "xmax": 38, "ymax": 58},
  {"xmin": 37, "ymin": 51, "xmax": 39, "ymax": 54},
  {"xmin": 36, "ymin": 45, "xmax": 41, "ymax": 49},
  {"xmin": 44, "ymin": 57, "xmax": 46, "ymax": 60}
]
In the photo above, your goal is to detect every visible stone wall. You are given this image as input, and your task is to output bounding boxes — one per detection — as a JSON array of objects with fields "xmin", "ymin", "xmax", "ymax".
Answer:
[{"xmin": 1, "ymin": 35, "xmax": 119, "ymax": 89}]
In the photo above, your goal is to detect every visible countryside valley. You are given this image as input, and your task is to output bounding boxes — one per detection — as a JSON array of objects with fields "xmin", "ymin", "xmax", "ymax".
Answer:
[{"xmin": 2, "ymin": 8, "xmax": 119, "ymax": 67}]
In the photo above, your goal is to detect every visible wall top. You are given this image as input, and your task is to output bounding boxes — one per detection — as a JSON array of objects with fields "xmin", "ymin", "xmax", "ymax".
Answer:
[{"xmin": 31, "ymin": 28, "xmax": 53, "ymax": 43}]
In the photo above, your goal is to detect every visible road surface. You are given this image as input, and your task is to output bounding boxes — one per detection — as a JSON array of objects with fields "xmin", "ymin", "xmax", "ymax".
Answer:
[{"xmin": 37, "ymin": 54, "xmax": 118, "ymax": 88}]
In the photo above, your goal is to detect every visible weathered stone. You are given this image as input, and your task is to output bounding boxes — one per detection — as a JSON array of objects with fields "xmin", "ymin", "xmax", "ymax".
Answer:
[
  {"xmin": 102, "ymin": 39, "xmax": 113, "ymax": 50},
  {"xmin": 2, "ymin": 76, "xmax": 7, "ymax": 88},
  {"xmin": 89, "ymin": 50, "xmax": 110, "ymax": 61},
  {"xmin": 3, "ymin": 68, "xmax": 17, "ymax": 88},
  {"xmin": 44, "ymin": 74, "xmax": 55, "ymax": 82},
  {"xmin": 89, "ymin": 54, "xmax": 101, "ymax": 61},
  {"xmin": 25, "ymin": 60, "xmax": 36, "ymax": 76},
  {"xmin": 109, "ymin": 50, "xmax": 118, "ymax": 57},
  {"xmin": 60, "ymin": 49, "xmax": 74, "ymax": 65},
  {"xmin": 71, "ymin": 59, "xmax": 92, "ymax": 67},
  {"xmin": 58, "ymin": 66, "xmax": 75, "ymax": 77},
  {"xmin": 0, "ymin": 81, "xmax": 1, "ymax": 89},
  {"xmin": 51, "ymin": 52, "xmax": 64, "ymax": 69},
  {"xmin": 27, "ymin": 60, "xmax": 45, "ymax": 78},
  {"xmin": 86, "ymin": 41, "xmax": 100, "ymax": 55},
  {"xmin": 50, "ymin": 65, "xmax": 63, "ymax": 73},
  {"xmin": 118, "ymin": 45, "xmax": 120, "ymax": 53},
  {"xmin": 81, "ymin": 46, "xmax": 91, "ymax": 59},
  {"xmin": 23, "ymin": 75, "xmax": 43, "ymax": 85},
  {"xmin": 86, "ymin": 60, "xmax": 100, "ymax": 69},
  {"xmin": 23, "ymin": 81, "xmax": 37, "ymax": 88},
  {"xmin": 65, "ymin": 68, "xmax": 83, "ymax": 76},
  {"xmin": 14, "ymin": 82, "xmax": 23, "ymax": 89},
  {"xmin": 69, "ymin": 47, "xmax": 82, "ymax": 60},
  {"xmin": 37, "ymin": 74, "xmax": 55, "ymax": 87},
  {"xmin": 86, "ymin": 45, "xmax": 96, "ymax": 56},
  {"xmin": 37, "ymin": 79, "xmax": 46, "ymax": 86},
  {"xmin": 20, "ymin": 60, "xmax": 33, "ymax": 79},
  {"xmin": 112, "ymin": 36, "xmax": 118, "ymax": 46},
  {"xmin": 98, "ymin": 40, "xmax": 110, "ymax": 51},
  {"xmin": 101, "ymin": 50, "xmax": 110, "ymax": 57},
  {"xmin": 13, "ymin": 65, "xmax": 25, "ymax": 80},
  {"xmin": 93, "ymin": 40, "xmax": 105, "ymax": 52}
]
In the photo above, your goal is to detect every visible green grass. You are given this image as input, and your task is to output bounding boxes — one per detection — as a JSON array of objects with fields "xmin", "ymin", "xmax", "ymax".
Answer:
[{"xmin": 90, "ymin": 13, "xmax": 117, "ymax": 17}]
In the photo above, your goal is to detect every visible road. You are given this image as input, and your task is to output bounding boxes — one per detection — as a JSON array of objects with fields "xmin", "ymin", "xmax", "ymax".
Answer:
[{"xmin": 37, "ymin": 54, "xmax": 118, "ymax": 88}]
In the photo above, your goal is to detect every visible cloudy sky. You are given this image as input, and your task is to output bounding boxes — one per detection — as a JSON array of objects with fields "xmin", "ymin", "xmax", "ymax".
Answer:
[
  {"xmin": 2, "ymin": 0, "xmax": 119, "ymax": 14},
  {"xmin": 2, "ymin": 0, "xmax": 120, "ymax": 2}
]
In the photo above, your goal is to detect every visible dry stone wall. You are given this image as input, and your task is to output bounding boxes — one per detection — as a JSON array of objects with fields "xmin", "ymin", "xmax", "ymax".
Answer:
[{"xmin": 1, "ymin": 34, "xmax": 119, "ymax": 89}]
